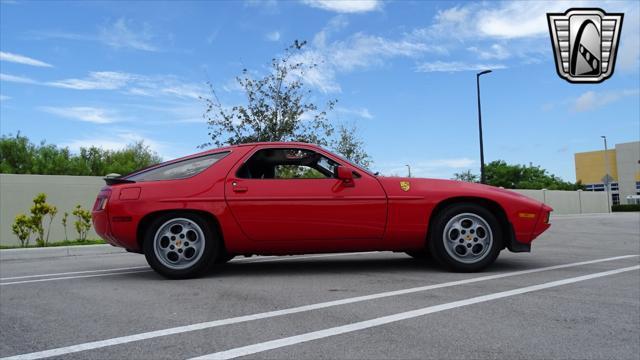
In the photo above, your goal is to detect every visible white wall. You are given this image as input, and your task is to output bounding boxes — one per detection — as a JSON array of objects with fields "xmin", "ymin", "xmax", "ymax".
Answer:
[
  {"xmin": 0, "ymin": 174, "xmax": 103, "ymax": 246},
  {"xmin": 512, "ymin": 189, "xmax": 609, "ymax": 215},
  {"xmin": 0, "ymin": 174, "xmax": 611, "ymax": 246}
]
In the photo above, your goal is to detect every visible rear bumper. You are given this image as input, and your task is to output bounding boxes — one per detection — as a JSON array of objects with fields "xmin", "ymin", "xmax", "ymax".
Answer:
[{"xmin": 92, "ymin": 210, "xmax": 141, "ymax": 250}]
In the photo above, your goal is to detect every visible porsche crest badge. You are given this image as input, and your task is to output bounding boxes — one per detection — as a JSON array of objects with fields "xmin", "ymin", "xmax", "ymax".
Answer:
[{"xmin": 400, "ymin": 181, "xmax": 410, "ymax": 192}]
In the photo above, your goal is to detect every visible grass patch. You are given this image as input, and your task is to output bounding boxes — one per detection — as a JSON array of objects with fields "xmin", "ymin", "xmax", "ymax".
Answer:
[{"xmin": 0, "ymin": 239, "xmax": 106, "ymax": 249}]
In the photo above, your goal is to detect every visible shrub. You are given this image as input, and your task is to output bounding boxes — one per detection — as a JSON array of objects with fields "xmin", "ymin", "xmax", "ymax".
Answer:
[
  {"xmin": 61, "ymin": 212, "xmax": 69, "ymax": 241},
  {"xmin": 612, "ymin": 204, "xmax": 640, "ymax": 212},
  {"xmin": 11, "ymin": 214, "xmax": 33, "ymax": 247},
  {"xmin": 29, "ymin": 193, "xmax": 58, "ymax": 247},
  {"xmin": 72, "ymin": 205, "xmax": 92, "ymax": 241}
]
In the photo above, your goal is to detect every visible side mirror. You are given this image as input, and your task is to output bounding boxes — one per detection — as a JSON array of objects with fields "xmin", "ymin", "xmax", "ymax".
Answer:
[{"xmin": 335, "ymin": 166, "xmax": 355, "ymax": 187}]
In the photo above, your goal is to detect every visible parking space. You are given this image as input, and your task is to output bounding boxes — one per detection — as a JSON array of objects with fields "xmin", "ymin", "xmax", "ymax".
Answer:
[{"xmin": 1, "ymin": 213, "xmax": 638, "ymax": 359}]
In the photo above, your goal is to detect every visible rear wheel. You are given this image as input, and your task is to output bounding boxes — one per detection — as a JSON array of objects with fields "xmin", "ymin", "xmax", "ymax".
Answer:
[
  {"xmin": 428, "ymin": 203, "xmax": 502, "ymax": 272},
  {"xmin": 143, "ymin": 213, "xmax": 218, "ymax": 279}
]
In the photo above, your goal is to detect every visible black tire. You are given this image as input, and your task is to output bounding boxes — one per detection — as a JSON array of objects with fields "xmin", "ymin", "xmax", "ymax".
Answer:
[
  {"xmin": 428, "ymin": 203, "xmax": 502, "ymax": 272},
  {"xmin": 143, "ymin": 212, "xmax": 219, "ymax": 279}
]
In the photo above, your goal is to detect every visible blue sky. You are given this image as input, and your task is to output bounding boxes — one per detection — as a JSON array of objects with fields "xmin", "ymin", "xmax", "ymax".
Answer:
[{"xmin": 1, "ymin": 0, "xmax": 638, "ymax": 181}]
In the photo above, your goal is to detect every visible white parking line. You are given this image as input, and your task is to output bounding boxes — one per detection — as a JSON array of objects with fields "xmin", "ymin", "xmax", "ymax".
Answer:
[
  {"xmin": 1, "ymin": 254, "xmax": 636, "ymax": 360},
  {"xmin": 0, "ymin": 252, "xmax": 381, "ymax": 286},
  {"xmin": 0, "ymin": 270, "xmax": 153, "ymax": 286},
  {"xmin": 0, "ymin": 266, "xmax": 149, "ymax": 281},
  {"xmin": 190, "ymin": 265, "xmax": 640, "ymax": 360}
]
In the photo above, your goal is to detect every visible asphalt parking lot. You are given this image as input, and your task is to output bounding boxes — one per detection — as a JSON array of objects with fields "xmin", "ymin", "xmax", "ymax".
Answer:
[{"xmin": 1, "ymin": 213, "xmax": 638, "ymax": 360}]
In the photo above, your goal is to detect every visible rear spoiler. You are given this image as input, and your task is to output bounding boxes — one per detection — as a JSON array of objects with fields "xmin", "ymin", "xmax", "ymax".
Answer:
[{"xmin": 104, "ymin": 173, "xmax": 136, "ymax": 186}]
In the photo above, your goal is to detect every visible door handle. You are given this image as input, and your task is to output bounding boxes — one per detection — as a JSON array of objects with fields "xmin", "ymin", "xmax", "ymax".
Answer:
[{"xmin": 232, "ymin": 181, "xmax": 248, "ymax": 193}]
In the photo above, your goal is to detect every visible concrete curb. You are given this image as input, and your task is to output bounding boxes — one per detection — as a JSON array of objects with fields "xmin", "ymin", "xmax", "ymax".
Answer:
[{"xmin": 0, "ymin": 244, "xmax": 126, "ymax": 261}]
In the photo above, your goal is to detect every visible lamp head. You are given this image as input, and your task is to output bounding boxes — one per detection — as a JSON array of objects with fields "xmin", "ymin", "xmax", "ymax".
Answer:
[{"xmin": 477, "ymin": 70, "xmax": 492, "ymax": 76}]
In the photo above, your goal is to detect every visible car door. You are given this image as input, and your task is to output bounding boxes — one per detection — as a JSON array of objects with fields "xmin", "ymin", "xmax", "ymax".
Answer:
[{"xmin": 224, "ymin": 145, "xmax": 387, "ymax": 243}]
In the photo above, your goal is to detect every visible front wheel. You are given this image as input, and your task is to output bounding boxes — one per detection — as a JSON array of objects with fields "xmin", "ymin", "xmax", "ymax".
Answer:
[
  {"xmin": 428, "ymin": 203, "xmax": 502, "ymax": 272},
  {"xmin": 143, "ymin": 213, "xmax": 218, "ymax": 279}
]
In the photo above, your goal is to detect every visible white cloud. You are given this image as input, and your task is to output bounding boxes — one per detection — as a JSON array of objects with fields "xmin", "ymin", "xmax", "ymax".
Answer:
[
  {"xmin": 301, "ymin": 0, "xmax": 380, "ymax": 13},
  {"xmin": 416, "ymin": 61, "xmax": 506, "ymax": 73},
  {"xmin": 62, "ymin": 131, "xmax": 172, "ymax": 160},
  {"xmin": 379, "ymin": 158, "xmax": 476, "ymax": 178},
  {"xmin": 0, "ymin": 51, "xmax": 53, "ymax": 67},
  {"xmin": 291, "ymin": 32, "xmax": 431, "ymax": 93},
  {"xmin": 30, "ymin": 18, "xmax": 160, "ymax": 52},
  {"xmin": 265, "ymin": 31, "xmax": 281, "ymax": 41},
  {"xmin": 335, "ymin": 106, "xmax": 373, "ymax": 119},
  {"xmin": 98, "ymin": 18, "xmax": 159, "ymax": 51},
  {"xmin": 159, "ymin": 83, "xmax": 208, "ymax": 100},
  {"xmin": 40, "ymin": 106, "xmax": 117, "ymax": 124},
  {"xmin": 47, "ymin": 71, "xmax": 133, "ymax": 90},
  {"xmin": 572, "ymin": 89, "xmax": 639, "ymax": 112},
  {"xmin": 0, "ymin": 73, "xmax": 38, "ymax": 84},
  {"xmin": 616, "ymin": 2, "xmax": 639, "ymax": 72},
  {"xmin": 426, "ymin": 1, "xmax": 585, "ymax": 40},
  {"xmin": 330, "ymin": 33, "xmax": 428, "ymax": 72},
  {"xmin": 467, "ymin": 44, "xmax": 510, "ymax": 60},
  {"xmin": 2, "ymin": 70, "xmax": 208, "ymax": 100},
  {"xmin": 0, "ymin": 94, "xmax": 10, "ymax": 102}
]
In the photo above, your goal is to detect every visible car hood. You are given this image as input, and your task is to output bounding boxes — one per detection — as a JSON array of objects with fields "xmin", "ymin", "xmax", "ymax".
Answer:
[{"xmin": 376, "ymin": 176, "xmax": 546, "ymax": 208}]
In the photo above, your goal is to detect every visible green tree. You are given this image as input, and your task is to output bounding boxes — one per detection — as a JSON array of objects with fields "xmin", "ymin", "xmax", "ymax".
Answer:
[
  {"xmin": 482, "ymin": 160, "xmax": 581, "ymax": 190},
  {"xmin": 0, "ymin": 132, "xmax": 34, "ymax": 174},
  {"xmin": 201, "ymin": 40, "xmax": 336, "ymax": 148},
  {"xmin": 334, "ymin": 125, "xmax": 372, "ymax": 168},
  {"xmin": 453, "ymin": 170, "xmax": 479, "ymax": 183},
  {"xmin": 0, "ymin": 134, "xmax": 162, "ymax": 176}
]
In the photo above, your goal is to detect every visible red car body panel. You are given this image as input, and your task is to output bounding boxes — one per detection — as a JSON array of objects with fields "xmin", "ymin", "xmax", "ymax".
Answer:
[{"xmin": 92, "ymin": 142, "xmax": 552, "ymax": 255}]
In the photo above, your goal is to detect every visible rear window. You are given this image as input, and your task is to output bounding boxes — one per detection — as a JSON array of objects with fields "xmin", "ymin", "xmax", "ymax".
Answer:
[{"xmin": 127, "ymin": 152, "xmax": 229, "ymax": 182}]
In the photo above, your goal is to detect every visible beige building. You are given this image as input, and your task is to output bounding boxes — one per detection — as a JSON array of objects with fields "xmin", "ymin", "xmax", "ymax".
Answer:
[{"xmin": 575, "ymin": 141, "xmax": 640, "ymax": 205}]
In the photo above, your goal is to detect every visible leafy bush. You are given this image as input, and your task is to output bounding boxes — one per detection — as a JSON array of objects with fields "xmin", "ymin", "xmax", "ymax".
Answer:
[
  {"xmin": 29, "ymin": 193, "xmax": 58, "ymax": 247},
  {"xmin": 72, "ymin": 205, "xmax": 92, "ymax": 242},
  {"xmin": 612, "ymin": 204, "xmax": 640, "ymax": 212},
  {"xmin": 11, "ymin": 214, "xmax": 33, "ymax": 247},
  {"xmin": 61, "ymin": 212, "xmax": 69, "ymax": 241},
  {"xmin": 1, "ymin": 133, "xmax": 162, "ymax": 176},
  {"xmin": 453, "ymin": 160, "xmax": 582, "ymax": 190}
]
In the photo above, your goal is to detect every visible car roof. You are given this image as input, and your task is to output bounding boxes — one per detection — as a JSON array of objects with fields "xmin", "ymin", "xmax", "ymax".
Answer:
[{"xmin": 191, "ymin": 141, "xmax": 320, "ymax": 157}]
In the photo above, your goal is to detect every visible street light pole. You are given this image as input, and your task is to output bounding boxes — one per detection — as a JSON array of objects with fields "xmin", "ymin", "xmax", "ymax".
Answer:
[
  {"xmin": 477, "ymin": 70, "xmax": 492, "ymax": 184},
  {"xmin": 601, "ymin": 135, "xmax": 611, "ymax": 212},
  {"xmin": 405, "ymin": 164, "xmax": 411, "ymax": 178}
]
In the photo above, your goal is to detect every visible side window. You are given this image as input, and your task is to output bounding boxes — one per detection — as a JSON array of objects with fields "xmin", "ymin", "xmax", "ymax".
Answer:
[
  {"xmin": 274, "ymin": 165, "xmax": 326, "ymax": 179},
  {"xmin": 127, "ymin": 152, "xmax": 229, "ymax": 182},
  {"xmin": 238, "ymin": 148, "xmax": 339, "ymax": 179}
]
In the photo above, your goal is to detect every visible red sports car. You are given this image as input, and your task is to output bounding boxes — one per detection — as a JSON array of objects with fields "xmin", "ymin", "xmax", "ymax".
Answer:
[{"xmin": 92, "ymin": 142, "xmax": 552, "ymax": 278}]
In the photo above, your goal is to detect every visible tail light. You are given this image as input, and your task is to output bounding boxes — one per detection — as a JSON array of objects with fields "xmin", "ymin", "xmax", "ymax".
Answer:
[
  {"xmin": 93, "ymin": 196, "xmax": 109, "ymax": 211},
  {"xmin": 93, "ymin": 188, "xmax": 112, "ymax": 211}
]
